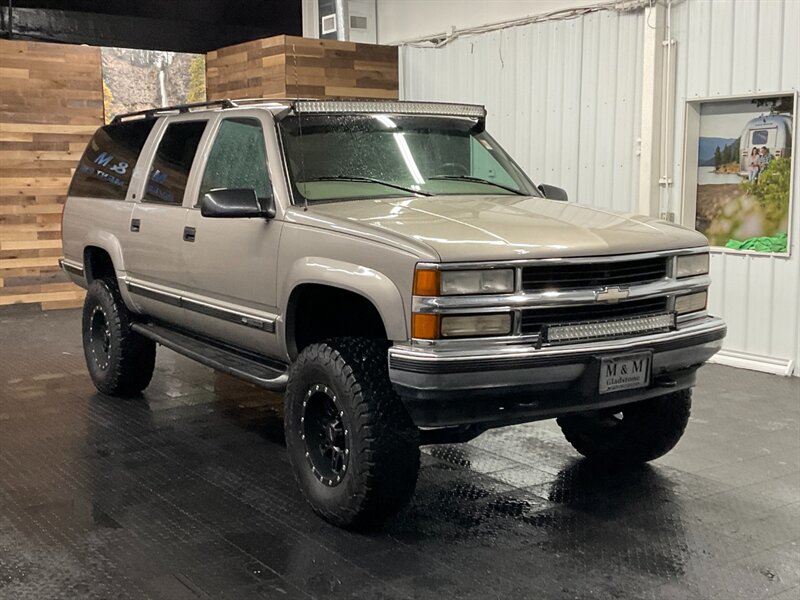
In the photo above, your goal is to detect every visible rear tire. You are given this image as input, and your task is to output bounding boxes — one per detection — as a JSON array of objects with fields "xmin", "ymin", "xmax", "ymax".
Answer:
[
  {"xmin": 557, "ymin": 389, "xmax": 692, "ymax": 464},
  {"xmin": 82, "ymin": 278, "xmax": 156, "ymax": 396},
  {"xmin": 284, "ymin": 338, "xmax": 420, "ymax": 530}
]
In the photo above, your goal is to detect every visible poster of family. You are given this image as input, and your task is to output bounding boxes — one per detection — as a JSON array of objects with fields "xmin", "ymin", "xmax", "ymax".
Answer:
[{"xmin": 695, "ymin": 94, "xmax": 794, "ymax": 253}]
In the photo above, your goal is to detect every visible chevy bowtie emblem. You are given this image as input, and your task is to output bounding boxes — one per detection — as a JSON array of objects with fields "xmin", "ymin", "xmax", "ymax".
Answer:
[{"xmin": 595, "ymin": 286, "xmax": 630, "ymax": 303}]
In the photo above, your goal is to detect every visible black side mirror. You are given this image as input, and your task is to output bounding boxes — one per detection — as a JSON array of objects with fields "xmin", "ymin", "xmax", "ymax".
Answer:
[
  {"xmin": 200, "ymin": 188, "xmax": 276, "ymax": 219},
  {"xmin": 538, "ymin": 184, "xmax": 569, "ymax": 202}
]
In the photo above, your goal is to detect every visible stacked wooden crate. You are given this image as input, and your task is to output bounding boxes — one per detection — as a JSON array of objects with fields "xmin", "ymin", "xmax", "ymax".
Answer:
[
  {"xmin": 206, "ymin": 35, "xmax": 398, "ymax": 101},
  {"xmin": 0, "ymin": 39, "xmax": 104, "ymax": 311}
]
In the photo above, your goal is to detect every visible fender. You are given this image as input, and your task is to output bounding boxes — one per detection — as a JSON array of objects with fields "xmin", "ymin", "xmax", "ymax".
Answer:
[
  {"xmin": 281, "ymin": 257, "xmax": 408, "ymax": 343},
  {"xmin": 82, "ymin": 230, "xmax": 140, "ymax": 311}
]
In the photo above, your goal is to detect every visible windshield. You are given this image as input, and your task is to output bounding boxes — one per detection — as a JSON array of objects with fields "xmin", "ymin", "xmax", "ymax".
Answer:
[{"xmin": 278, "ymin": 114, "xmax": 539, "ymax": 204}]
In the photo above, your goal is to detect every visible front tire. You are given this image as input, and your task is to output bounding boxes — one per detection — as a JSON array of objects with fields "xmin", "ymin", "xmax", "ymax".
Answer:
[
  {"xmin": 284, "ymin": 338, "xmax": 420, "ymax": 530},
  {"xmin": 82, "ymin": 278, "xmax": 156, "ymax": 396},
  {"xmin": 557, "ymin": 389, "xmax": 692, "ymax": 464}
]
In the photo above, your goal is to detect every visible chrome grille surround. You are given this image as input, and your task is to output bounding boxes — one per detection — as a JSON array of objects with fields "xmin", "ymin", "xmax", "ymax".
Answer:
[{"xmin": 411, "ymin": 248, "xmax": 710, "ymax": 347}]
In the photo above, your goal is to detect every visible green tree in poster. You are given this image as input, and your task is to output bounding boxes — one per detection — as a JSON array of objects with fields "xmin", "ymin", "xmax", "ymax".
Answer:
[
  {"xmin": 186, "ymin": 56, "xmax": 206, "ymax": 103},
  {"xmin": 714, "ymin": 146, "xmax": 722, "ymax": 169},
  {"xmin": 740, "ymin": 156, "xmax": 791, "ymax": 230}
]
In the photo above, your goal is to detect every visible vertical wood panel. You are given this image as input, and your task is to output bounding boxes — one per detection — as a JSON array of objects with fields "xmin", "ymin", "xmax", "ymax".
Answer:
[{"xmin": 0, "ymin": 39, "xmax": 103, "ymax": 312}]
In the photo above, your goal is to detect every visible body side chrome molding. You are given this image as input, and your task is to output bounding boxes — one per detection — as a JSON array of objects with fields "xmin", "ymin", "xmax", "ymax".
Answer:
[{"xmin": 124, "ymin": 278, "xmax": 277, "ymax": 333}]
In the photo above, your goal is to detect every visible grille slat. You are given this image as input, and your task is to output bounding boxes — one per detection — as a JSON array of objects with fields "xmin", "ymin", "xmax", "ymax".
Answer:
[
  {"xmin": 522, "ymin": 257, "xmax": 669, "ymax": 291},
  {"xmin": 520, "ymin": 297, "xmax": 670, "ymax": 336}
]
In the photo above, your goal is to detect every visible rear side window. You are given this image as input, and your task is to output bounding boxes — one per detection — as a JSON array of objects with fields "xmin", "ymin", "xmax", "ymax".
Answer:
[
  {"xmin": 144, "ymin": 121, "xmax": 207, "ymax": 205},
  {"xmin": 751, "ymin": 129, "xmax": 770, "ymax": 145},
  {"xmin": 68, "ymin": 120, "xmax": 155, "ymax": 200},
  {"xmin": 198, "ymin": 118, "xmax": 271, "ymax": 204}
]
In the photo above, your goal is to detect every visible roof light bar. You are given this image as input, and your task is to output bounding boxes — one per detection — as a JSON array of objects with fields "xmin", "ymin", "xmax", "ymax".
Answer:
[{"xmin": 292, "ymin": 100, "xmax": 486, "ymax": 119}]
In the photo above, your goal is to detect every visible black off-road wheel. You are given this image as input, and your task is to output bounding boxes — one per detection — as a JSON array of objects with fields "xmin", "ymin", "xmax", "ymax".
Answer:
[
  {"xmin": 557, "ymin": 389, "xmax": 692, "ymax": 464},
  {"xmin": 284, "ymin": 338, "xmax": 420, "ymax": 530},
  {"xmin": 82, "ymin": 278, "xmax": 156, "ymax": 396}
]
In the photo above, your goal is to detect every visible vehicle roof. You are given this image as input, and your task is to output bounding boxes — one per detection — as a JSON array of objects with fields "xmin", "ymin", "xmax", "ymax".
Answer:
[
  {"xmin": 111, "ymin": 98, "xmax": 487, "ymax": 124},
  {"xmin": 743, "ymin": 113, "xmax": 793, "ymax": 128}
]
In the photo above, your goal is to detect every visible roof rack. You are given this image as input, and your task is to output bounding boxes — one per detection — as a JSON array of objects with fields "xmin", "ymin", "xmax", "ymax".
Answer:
[{"xmin": 111, "ymin": 99, "xmax": 237, "ymax": 124}]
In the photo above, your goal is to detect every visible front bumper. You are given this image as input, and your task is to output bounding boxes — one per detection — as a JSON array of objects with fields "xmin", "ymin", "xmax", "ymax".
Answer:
[{"xmin": 388, "ymin": 316, "xmax": 726, "ymax": 428}]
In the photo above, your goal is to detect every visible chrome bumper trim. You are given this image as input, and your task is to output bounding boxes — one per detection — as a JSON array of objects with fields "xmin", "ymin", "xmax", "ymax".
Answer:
[{"xmin": 389, "ymin": 316, "xmax": 726, "ymax": 376}]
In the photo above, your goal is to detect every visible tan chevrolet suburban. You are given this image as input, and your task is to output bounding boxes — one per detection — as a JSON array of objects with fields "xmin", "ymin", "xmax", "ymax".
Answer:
[{"xmin": 61, "ymin": 98, "xmax": 726, "ymax": 529}]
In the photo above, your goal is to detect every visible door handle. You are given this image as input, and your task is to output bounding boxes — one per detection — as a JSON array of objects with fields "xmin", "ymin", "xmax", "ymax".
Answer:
[
  {"xmin": 183, "ymin": 226, "xmax": 196, "ymax": 242},
  {"xmin": 130, "ymin": 218, "xmax": 140, "ymax": 233}
]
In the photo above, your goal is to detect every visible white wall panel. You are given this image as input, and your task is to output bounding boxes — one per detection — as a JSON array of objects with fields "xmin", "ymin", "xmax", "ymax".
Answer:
[
  {"xmin": 400, "ymin": 0, "xmax": 799, "ymax": 374},
  {"xmin": 377, "ymin": 0, "xmax": 603, "ymax": 44},
  {"xmin": 670, "ymin": 0, "xmax": 799, "ymax": 374},
  {"xmin": 401, "ymin": 9, "xmax": 645, "ymax": 213}
]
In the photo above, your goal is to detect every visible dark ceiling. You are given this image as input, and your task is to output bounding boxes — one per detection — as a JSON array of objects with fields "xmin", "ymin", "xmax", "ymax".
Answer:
[{"xmin": 0, "ymin": 1, "xmax": 303, "ymax": 53}]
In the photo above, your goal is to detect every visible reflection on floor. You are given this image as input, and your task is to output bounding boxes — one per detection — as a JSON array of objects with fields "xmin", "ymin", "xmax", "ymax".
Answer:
[{"xmin": 1, "ymin": 309, "xmax": 798, "ymax": 599}]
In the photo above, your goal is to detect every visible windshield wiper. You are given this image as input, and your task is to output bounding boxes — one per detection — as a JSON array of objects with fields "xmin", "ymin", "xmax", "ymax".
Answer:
[
  {"xmin": 305, "ymin": 176, "xmax": 433, "ymax": 197},
  {"xmin": 427, "ymin": 175, "xmax": 527, "ymax": 196}
]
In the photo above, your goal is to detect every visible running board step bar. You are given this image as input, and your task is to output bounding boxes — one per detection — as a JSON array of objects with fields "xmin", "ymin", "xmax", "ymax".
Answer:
[{"xmin": 131, "ymin": 322, "xmax": 288, "ymax": 391}]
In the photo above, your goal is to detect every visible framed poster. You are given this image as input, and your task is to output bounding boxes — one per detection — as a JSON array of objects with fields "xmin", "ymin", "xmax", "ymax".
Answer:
[
  {"xmin": 691, "ymin": 94, "xmax": 794, "ymax": 254},
  {"xmin": 101, "ymin": 48, "xmax": 206, "ymax": 124}
]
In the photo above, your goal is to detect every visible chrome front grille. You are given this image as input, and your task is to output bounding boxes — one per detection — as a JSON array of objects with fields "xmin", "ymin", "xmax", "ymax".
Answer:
[
  {"xmin": 520, "ymin": 297, "xmax": 670, "ymax": 337},
  {"xmin": 521, "ymin": 257, "xmax": 670, "ymax": 292}
]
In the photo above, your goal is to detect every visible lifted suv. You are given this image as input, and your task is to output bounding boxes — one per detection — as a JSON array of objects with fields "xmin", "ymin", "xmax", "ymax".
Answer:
[{"xmin": 61, "ymin": 99, "xmax": 726, "ymax": 529}]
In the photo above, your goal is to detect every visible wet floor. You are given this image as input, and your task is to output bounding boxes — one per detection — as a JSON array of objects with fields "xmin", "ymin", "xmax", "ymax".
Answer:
[{"xmin": 1, "ymin": 309, "xmax": 798, "ymax": 599}]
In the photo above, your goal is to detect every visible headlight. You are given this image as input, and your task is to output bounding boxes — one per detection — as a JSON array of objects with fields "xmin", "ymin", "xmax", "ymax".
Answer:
[
  {"xmin": 675, "ymin": 291, "xmax": 707, "ymax": 314},
  {"xmin": 413, "ymin": 267, "xmax": 515, "ymax": 296},
  {"xmin": 676, "ymin": 253, "xmax": 709, "ymax": 278},
  {"xmin": 441, "ymin": 269, "xmax": 514, "ymax": 295},
  {"xmin": 441, "ymin": 313, "xmax": 512, "ymax": 337}
]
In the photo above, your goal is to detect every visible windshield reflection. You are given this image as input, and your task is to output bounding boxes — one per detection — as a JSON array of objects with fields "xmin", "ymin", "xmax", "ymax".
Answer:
[{"xmin": 279, "ymin": 114, "xmax": 540, "ymax": 204}]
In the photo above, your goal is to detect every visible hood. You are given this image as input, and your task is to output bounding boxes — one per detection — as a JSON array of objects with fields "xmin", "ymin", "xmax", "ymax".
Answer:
[{"xmin": 309, "ymin": 195, "xmax": 708, "ymax": 262}]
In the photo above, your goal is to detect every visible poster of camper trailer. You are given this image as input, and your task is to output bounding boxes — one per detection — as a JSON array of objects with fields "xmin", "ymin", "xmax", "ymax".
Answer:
[
  {"xmin": 695, "ymin": 95, "xmax": 793, "ymax": 253},
  {"xmin": 101, "ymin": 48, "xmax": 206, "ymax": 123}
]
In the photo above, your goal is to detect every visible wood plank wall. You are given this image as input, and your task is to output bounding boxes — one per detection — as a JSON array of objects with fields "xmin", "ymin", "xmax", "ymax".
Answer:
[
  {"xmin": 0, "ymin": 39, "xmax": 104, "ymax": 312},
  {"xmin": 0, "ymin": 35, "xmax": 396, "ymax": 313},
  {"xmin": 206, "ymin": 35, "xmax": 398, "ymax": 101}
]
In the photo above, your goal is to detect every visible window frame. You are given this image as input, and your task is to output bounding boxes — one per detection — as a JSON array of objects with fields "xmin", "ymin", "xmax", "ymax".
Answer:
[
  {"xmin": 275, "ymin": 113, "xmax": 541, "ymax": 207},
  {"xmin": 139, "ymin": 116, "xmax": 211, "ymax": 208},
  {"xmin": 193, "ymin": 116, "xmax": 273, "ymax": 208},
  {"xmin": 68, "ymin": 119, "xmax": 157, "ymax": 201}
]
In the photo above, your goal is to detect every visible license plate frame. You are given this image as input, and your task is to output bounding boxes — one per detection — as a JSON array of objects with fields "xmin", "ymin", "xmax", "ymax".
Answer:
[{"xmin": 599, "ymin": 351, "xmax": 652, "ymax": 394}]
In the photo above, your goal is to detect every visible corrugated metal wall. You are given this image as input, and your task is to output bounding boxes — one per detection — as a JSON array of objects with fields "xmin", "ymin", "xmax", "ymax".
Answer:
[
  {"xmin": 401, "ymin": 8, "xmax": 645, "ymax": 213},
  {"xmin": 669, "ymin": 0, "xmax": 799, "ymax": 373},
  {"xmin": 400, "ymin": 0, "xmax": 799, "ymax": 374}
]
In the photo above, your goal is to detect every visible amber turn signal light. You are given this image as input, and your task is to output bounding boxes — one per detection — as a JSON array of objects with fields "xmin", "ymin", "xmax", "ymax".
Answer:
[
  {"xmin": 413, "ymin": 268, "xmax": 440, "ymax": 296},
  {"xmin": 411, "ymin": 313, "xmax": 440, "ymax": 339}
]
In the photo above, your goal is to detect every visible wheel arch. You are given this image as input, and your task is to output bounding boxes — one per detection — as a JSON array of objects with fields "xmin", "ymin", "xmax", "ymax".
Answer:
[
  {"xmin": 282, "ymin": 258, "xmax": 408, "ymax": 359},
  {"xmin": 82, "ymin": 231, "xmax": 125, "ymax": 284}
]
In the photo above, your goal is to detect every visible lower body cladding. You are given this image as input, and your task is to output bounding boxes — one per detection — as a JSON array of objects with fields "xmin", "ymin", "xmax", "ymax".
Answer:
[{"xmin": 388, "ymin": 316, "xmax": 727, "ymax": 429}]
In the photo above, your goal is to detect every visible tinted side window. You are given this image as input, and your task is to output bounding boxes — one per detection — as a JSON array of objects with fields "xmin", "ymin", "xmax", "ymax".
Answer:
[
  {"xmin": 144, "ymin": 121, "xmax": 207, "ymax": 205},
  {"xmin": 198, "ymin": 118, "xmax": 271, "ymax": 204},
  {"xmin": 68, "ymin": 120, "xmax": 155, "ymax": 200}
]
